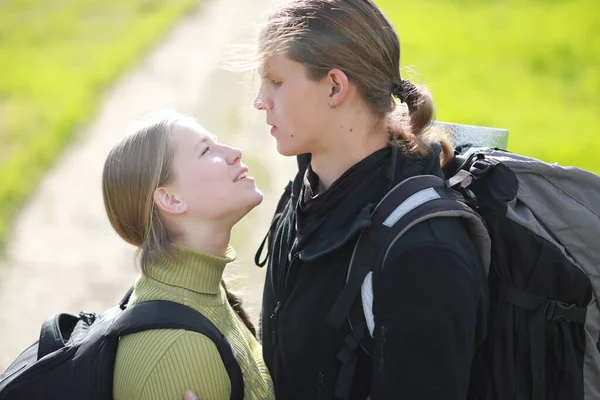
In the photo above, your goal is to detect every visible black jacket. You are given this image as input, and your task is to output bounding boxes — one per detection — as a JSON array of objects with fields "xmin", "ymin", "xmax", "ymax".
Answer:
[{"xmin": 260, "ymin": 148, "xmax": 488, "ymax": 400}]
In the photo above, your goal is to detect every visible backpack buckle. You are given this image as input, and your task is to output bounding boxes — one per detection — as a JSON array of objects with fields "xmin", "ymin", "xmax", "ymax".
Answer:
[
  {"xmin": 544, "ymin": 301, "xmax": 575, "ymax": 322},
  {"xmin": 470, "ymin": 158, "xmax": 493, "ymax": 177}
]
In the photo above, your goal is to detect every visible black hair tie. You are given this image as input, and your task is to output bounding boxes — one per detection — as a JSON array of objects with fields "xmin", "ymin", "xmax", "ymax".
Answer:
[{"xmin": 392, "ymin": 79, "xmax": 418, "ymax": 106}]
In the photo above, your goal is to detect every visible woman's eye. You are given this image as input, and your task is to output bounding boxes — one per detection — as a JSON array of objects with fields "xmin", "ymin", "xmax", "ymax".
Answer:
[{"xmin": 201, "ymin": 146, "xmax": 211, "ymax": 156}]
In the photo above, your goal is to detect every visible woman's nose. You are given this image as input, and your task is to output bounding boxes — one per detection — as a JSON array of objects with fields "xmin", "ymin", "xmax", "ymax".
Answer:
[{"xmin": 227, "ymin": 146, "xmax": 243, "ymax": 165}]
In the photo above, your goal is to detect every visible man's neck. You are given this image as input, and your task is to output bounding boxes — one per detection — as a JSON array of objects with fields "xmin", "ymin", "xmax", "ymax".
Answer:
[{"xmin": 311, "ymin": 130, "xmax": 388, "ymax": 191}]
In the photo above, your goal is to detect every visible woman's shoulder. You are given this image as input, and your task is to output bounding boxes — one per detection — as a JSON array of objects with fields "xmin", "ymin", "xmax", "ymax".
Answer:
[{"xmin": 114, "ymin": 329, "xmax": 231, "ymax": 399}]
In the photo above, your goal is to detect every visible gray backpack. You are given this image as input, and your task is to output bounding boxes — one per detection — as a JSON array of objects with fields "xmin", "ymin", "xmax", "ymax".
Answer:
[{"xmin": 328, "ymin": 147, "xmax": 600, "ymax": 400}]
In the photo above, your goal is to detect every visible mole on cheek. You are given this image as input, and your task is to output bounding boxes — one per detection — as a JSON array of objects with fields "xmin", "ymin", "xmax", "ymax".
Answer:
[
  {"xmin": 350, "ymin": 128, "xmax": 353, "ymax": 132},
  {"xmin": 291, "ymin": 134, "xmax": 294, "ymax": 138}
]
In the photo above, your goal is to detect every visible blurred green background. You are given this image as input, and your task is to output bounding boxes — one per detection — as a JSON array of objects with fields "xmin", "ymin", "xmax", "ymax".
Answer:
[
  {"xmin": 0, "ymin": 0, "xmax": 598, "ymax": 246},
  {"xmin": 376, "ymin": 0, "xmax": 599, "ymax": 169},
  {"xmin": 0, "ymin": 0, "xmax": 198, "ymax": 244}
]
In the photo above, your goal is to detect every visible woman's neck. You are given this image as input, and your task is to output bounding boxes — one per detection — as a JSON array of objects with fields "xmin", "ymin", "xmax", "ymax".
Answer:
[{"xmin": 175, "ymin": 221, "xmax": 232, "ymax": 258}]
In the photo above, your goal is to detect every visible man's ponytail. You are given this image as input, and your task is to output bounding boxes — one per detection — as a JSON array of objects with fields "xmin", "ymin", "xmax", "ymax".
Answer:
[{"xmin": 388, "ymin": 80, "xmax": 454, "ymax": 169}]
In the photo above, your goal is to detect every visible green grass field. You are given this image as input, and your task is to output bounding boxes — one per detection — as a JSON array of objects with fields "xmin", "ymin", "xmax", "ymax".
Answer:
[
  {"xmin": 0, "ymin": 0, "xmax": 198, "ymax": 245},
  {"xmin": 376, "ymin": 0, "xmax": 600, "ymax": 172}
]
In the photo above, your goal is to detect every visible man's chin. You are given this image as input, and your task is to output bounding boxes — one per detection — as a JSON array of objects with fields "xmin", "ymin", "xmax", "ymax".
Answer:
[{"xmin": 276, "ymin": 142, "xmax": 303, "ymax": 157}]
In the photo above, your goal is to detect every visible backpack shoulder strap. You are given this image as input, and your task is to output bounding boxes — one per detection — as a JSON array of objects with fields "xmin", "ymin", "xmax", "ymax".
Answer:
[
  {"xmin": 329, "ymin": 174, "xmax": 490, "ymax": 400},
  {"xmin": 360, "ymin": 174, "xmax": 490, "ymax": 336},
  {"xmin": 108, "ymin": 300, "xmax": 244, "ymax": 400},
  {"xmin": 327, "ymin": 174, "xmax": 489, "ymax": 333}
]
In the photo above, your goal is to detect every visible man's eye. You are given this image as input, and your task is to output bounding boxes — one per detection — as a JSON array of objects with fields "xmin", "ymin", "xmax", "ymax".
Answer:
[
  {"xmin": 264, "ymin": 77, "xmax": 281, "ymax": 86},
  {"xmin": 201, "ymin": 146, "xmax": 211, "ymax": 156}
]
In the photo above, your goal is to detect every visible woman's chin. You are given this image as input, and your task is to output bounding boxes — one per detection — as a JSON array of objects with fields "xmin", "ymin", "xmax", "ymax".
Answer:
[
  {"xmin": 249, "ymin": 189, "xmax": 264, "ymax": 208},
  {"xmin": 239, "ymin": 190, "xmax": 264, "ymax": 215}
]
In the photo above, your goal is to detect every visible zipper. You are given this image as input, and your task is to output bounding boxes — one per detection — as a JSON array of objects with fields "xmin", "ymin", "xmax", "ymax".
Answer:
[
  {"xmin": 270, "ymin": 301, "xmax": 282, "ymax": 320},
  {"xmin": 280, "ymin": 250, "xmax": 299, "ymax": 299},
  {"xmin": 317, "ymin": 372, "xmax": 324, "ymax": 400},
  {"xmin": 268, "ymin": 202, "xmax": 299, "ymax": 356},
  {"xmin": 270, "ymin": 248, "xmax": 299, "ymax": 351},
  {"xmin": 79, "ymin": 312, "xmax": 97, "ymax": 325},
  {"xmin": 268, "ymin": 300, "xmax": 282, "ymax": 351},
  {"xmin": 378, "ymin": 325, "xmax": 387, "ymax": 375}
]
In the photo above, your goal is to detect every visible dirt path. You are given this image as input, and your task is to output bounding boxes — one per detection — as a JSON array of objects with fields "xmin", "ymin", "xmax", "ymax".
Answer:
[{"xmin": 0, "ymin": 0, "xmax": 295, "ymax": 371}]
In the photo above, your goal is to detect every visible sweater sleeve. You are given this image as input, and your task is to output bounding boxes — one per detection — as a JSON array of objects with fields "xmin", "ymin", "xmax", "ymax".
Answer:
[
  {"xmin": 370, "ymin": 243, "xmax": 487, "ymax": 400},
  {"xmin": 137, "ymin": 331, "xmax": 232, "ymax": 400}
]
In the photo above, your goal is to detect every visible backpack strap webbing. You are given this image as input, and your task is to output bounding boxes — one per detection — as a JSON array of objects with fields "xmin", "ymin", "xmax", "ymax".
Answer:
[
  {"xmin": 108, "ymin": 300, "xmax": 244, "ymax": 400},
  {"xmin": 328, "ymin": 175, "xmax": 489, "ymax": 399},
  {"xmin": 503, "ymin": 284, "xmax": 587, "ymax": 400}
]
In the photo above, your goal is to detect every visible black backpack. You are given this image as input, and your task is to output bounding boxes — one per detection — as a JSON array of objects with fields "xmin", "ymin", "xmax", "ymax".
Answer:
[
  {"xmin": 326, "ymin": 146, "xmax": 600, "ymax": 400},
  {"xmin": 0, "ymin": 288, "xmax": 244, "ymax": 400}
]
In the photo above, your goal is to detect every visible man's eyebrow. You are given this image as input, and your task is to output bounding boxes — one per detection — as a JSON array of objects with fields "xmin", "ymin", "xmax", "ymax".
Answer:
[
  {"xmin": 259, "ymin": 66, "xmax": 274, "ymax": 80},
  {"xmin": 258, "ymin": 65, "xmax": 267, "ymax": 77}
]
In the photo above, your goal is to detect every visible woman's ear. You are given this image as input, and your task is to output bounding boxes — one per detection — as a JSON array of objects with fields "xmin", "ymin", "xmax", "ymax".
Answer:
[
  {"xmin": 326, "ymin": 68, "xmax": 350, "ymax": 108},
  {"xmin": 153, "ymin": 187, "xmax": 188, "ymax": 215}
]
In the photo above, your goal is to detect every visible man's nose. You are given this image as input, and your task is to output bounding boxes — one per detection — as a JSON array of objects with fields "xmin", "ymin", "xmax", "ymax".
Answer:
[{"xmin": 253, "ymin": 91, "xmax": 265, "ymax": 110}]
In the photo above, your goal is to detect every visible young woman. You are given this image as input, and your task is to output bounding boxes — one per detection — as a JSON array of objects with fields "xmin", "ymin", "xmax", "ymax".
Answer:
[
  {"xmin": 103, "ymin": 111, "xmax": 275, "ymax": 400},
  {"xmin": 252, "ymin": 1, "xmax": 489, "ymax": 399}
]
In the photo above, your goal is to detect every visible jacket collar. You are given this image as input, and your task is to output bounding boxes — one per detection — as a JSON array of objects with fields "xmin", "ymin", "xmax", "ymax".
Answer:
[{"xmin": 294, "ymin": 145, "xmax": 443, "ymax": 262}]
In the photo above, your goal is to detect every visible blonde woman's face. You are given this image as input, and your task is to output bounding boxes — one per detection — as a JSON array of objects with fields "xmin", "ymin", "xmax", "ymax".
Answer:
[
  {"xmin": 164, "ymin": 121, "xmax": 263, "ymax": 222},
  {"xmin": 254, "ymin": 54, "xmax": 333, "ymax": 156}
]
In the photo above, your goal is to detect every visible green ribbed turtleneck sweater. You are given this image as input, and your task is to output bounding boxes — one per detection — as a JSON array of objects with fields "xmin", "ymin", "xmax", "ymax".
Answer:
[{"xmin": 113, "ymin": 245, "xmax": 274, "ymax": 400}]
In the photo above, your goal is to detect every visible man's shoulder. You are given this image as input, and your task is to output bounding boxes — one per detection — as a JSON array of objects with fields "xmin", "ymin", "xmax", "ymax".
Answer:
[{"xmin": 385, "ymin": 216, "xmax": 482, "ymax": 268}]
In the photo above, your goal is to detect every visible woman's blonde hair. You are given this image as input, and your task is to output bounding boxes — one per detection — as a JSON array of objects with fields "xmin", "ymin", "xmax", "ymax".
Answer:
[
  {"xmin": 258, "ymin": 0, "xmax": 453, "ymax": 166},
  {"xmin": 102, "ymin": 111, "xmax": 179, "ymax": 274}
]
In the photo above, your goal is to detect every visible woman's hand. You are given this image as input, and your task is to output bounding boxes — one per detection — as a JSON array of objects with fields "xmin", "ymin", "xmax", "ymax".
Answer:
[{"xmin": 184, "ymin": 390, "xmax": 199, "ymax": 400}]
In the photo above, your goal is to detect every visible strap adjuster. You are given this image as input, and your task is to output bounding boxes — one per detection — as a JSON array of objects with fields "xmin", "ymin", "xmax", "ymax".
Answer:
[
  {"xmin": 470, "ymin": 158, "xmax": 493, "ymax": 177},
  {"xmin": 336, "ymin": 334, "xmax": 360, "ymax": 364},
  {"xmin": 544, "ymin": 301, "xmax": 580, "ymax": 322}
]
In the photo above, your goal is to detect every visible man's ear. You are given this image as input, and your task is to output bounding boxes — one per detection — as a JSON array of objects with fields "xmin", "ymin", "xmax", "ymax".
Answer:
[
  {"xmin": 153, "ymin": 187, "xmax": 188, "ymax": 215},
  {"xmin": 325, "ymin": 68, "xmax": 350, "ymax": 108}
]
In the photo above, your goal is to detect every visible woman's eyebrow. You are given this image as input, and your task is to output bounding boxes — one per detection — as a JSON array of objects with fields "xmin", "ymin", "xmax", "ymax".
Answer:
[
  {"xmin": 194, "ymin": 134, "xmax": 218, "ymax": 151},
  {"xmin": 194, "ymin": 137, "xmax": 207, "ymax": 152}
]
